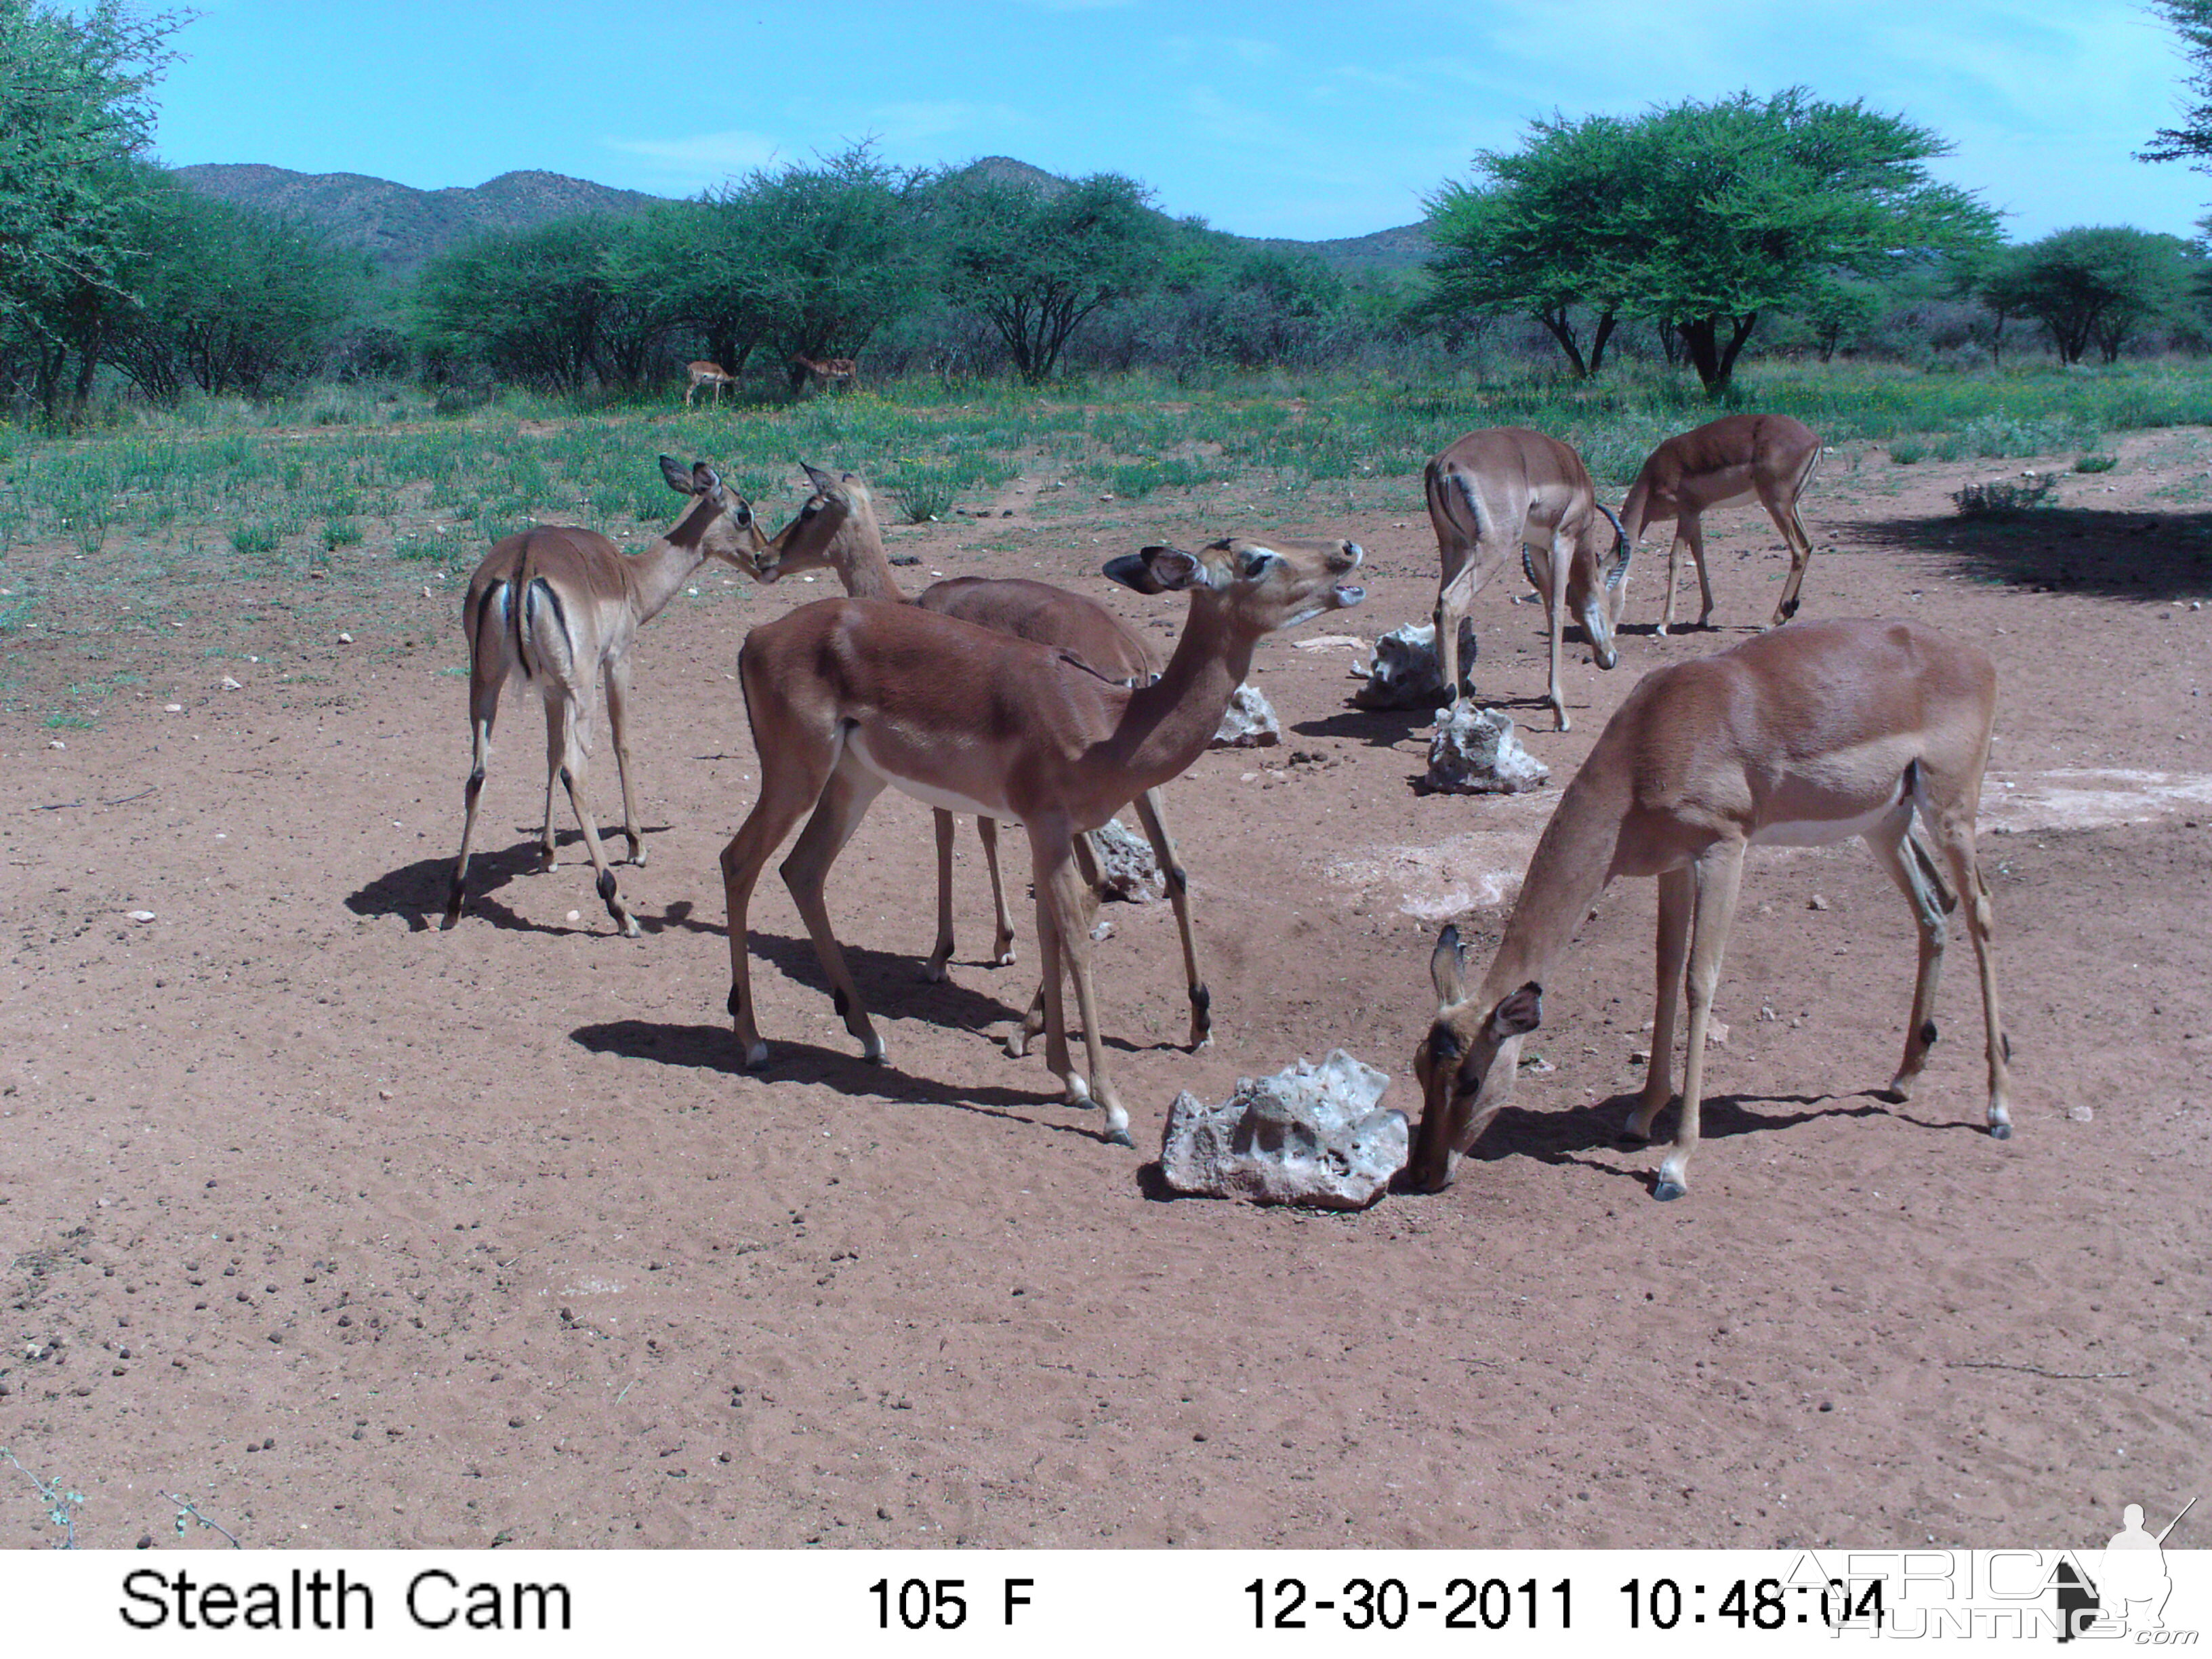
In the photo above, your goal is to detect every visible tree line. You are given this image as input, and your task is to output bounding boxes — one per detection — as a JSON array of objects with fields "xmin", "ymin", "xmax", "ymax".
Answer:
[{"xmin": 7, "ymin": 0, "xmax": 2212, "ymax": 426}]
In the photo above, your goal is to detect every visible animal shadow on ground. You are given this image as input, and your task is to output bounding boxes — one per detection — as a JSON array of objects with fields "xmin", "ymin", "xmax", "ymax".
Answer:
[
  {"xmin": 740, "ymin": 928, "xmax": 1170, "ymax": 1059},
  {"xmin": 1405, "ymin": 1089, "xmax": 1897, "ymax": 1197},
  {"xmin": 1841, "ymin": 506, "xmax": 2212, "ymax": 602},
  {"xmin": 347, "ymin": 828, "xmax": 673, "ymax": 934},
  {"xmin": 571, "ymin": 1020, "xmax": 1112, "ymax": 1141}
]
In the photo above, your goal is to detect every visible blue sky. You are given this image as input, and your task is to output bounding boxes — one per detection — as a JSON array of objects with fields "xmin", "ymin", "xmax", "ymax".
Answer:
[{"xmin": 150, "ymin": 0, "xmax": 2211, "ymax": 243}]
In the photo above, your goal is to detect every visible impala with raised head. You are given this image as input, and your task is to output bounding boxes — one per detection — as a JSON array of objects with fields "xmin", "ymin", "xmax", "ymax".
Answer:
[
  {"xmin": 1410, "ymin": 617, "xmax": 2010, "ymax": 1201},
  {"xmin": 1617, "ymin": 413, "xmax": 1822, "ymax": 633},
  {"xmin": 720, "ymin": 533, "xmax": 1365, "ymax": 1143},
  {"xmin": 444, "ymin": 457, "xmax": 765, "ymax": 937},
  {"xmin": 1425, "ymin": 427, "xmax": 1631, "ymax": 731},
  {"xmin": 684, "ymin": 361, "xmax": 735, "ymax": 407},
  {"xmin": 745, "ymin": 465, "xmax": 1211, "ymax": 1051}
]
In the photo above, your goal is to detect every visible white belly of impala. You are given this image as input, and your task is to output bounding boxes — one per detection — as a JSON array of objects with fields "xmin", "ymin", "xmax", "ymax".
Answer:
[
  {"xmin": 846, "ymin": 729, "xmax": 1005, "ymax": 820},
  {"xmin": 1752, "ymin": 796, "xmax": 1903, "ymax": 848}
]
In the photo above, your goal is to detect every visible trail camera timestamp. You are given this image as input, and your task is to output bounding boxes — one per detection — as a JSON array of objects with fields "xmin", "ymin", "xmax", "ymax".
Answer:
[{"xmin": 1247, "ymin": 1575, "xmax": 1573, "ymax": 1631}]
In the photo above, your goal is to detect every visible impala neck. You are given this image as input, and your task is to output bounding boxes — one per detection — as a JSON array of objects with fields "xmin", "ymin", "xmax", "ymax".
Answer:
[
  {"xmin": 828, "ymin": 512, "xmax": 907, "ymax": 604},
  {"xmin": 1479, "ymin": 759, "xmax": 1631, "ymax": 1003},
  {"xmin": 1112, "ymin": 592, "xmax": 1261, "ymax": 787},
  {"xmin": 627, "ymin": 495, "xmax": 719, "ymax": 623}
]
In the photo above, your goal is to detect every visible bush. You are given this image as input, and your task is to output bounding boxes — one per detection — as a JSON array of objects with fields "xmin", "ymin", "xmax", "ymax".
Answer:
[
  {"xmin": 2074, "ymin": 453, "xmax": 2118, "ymax": 473},
  {"xmin": 1888, "ymin": 438, "xmax": 1926, "ymax": 464},
  {"xmin": 231, "ymin": 522, "xmax": 280, "ymax": 555}
]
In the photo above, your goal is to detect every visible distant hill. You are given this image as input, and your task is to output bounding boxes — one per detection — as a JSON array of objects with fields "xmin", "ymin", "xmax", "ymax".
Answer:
[
  {"xmin": 170, "ymin": 165, "xmax": 666, "ymax": 274},
  {"xmin": 173, "ymin": 158, "xmax": 1429, "ymax": 279}
]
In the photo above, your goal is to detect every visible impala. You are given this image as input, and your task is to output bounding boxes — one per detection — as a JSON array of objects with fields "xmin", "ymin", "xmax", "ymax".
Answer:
[
  {"xmin": 1410, "ymin": 617, "xmax": 2011, "ymax": 1201},
  {"xmin": 792, "ymin": 354, "xmax": 857, "ymax": 392},
  {"xmin": 720, "ymin": 534, "xmax": 1365, "ymax": 1143},
  {"xmin": 443, "ymin": 457, "xmax": 766, "ymax": 937},
  {"xmin": 745, "ymin": 465, "xmax": 1211, "ymax": 1051},
  {"xmin": 1616, "ymin": 413, "xmax": 1822, "ymax": 633},
  {"xmin": 684, "ymin": 361, "xmax": 735, "ymax": 407},
  {"xmin": 1424, "ymin": 427, "xmax": 1631, "ymax": 732}
]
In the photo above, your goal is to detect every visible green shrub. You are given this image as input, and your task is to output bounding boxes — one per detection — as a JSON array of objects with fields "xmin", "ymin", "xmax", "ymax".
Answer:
[
  {"xmin": 1888, "ymin": 438, "xmax": 1925, "ymax": 465},
  {"xmin": 889, "ymin": 469, "xmax": 958, "ymax": 523},
  {"xmin": 323, "ymin": 518, "xmax": 363, "ymax": 551},
  {"xmin": 231, "ymin": 522, "xmax": 280, "ymax": 555},
  {"xmin": 2074, "ymin": 453, "xmax": 2118, "ymax": 474}
]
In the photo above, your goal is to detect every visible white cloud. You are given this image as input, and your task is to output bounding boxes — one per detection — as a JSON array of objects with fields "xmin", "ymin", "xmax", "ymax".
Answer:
[{"xmin": 606, "ymin": 129, "xmax": 783, "ymax": 178}]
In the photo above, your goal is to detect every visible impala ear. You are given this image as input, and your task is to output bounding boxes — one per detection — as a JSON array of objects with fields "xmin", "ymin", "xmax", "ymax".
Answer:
[
  {"xmin": 1429, "ymin": 924, "xmax": 1468, "ymax": 1006},
  {"xmin": 1103, "ymin": 552, "xmax": 1164, "ymax": 592},
  {"xmin": 691, "ymin": 460, "xmax": 723, "ymax": 498},
  {"xmin": 660, "ymin": 453, "xmax": 699, "ymax": 495},
  {"xmin": 1142, "ymin": 544, "xmax": 1212, "ymax": 591},
  {"xmin": 1488, "ymin": 981, "xmax": 1543, "ymax": 1040},
  {"xmin": 800, "ymin": 462, "xmax": 842, "ymax": 499}
]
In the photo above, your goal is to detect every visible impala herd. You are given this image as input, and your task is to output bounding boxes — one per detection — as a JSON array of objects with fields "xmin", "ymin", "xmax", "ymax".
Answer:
[{"xmin": 442, "ymin": 409, "xmax": 2012, "ymax": 1203}]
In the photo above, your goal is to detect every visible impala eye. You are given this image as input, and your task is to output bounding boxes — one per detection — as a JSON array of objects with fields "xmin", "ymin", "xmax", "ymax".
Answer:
[{"xmin": 1240, "ymin": 548, "xmax": 1278, "ymax": 579}]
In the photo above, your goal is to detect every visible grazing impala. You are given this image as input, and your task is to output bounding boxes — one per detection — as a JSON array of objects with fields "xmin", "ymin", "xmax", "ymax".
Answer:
[
  {"xmin": 792, "ymin": 354, "xmax": 857, "ymax": 392},
  {"xmin": 1616, "ymin": 413, "xmax": 1822, "ymax": 633},
  {"xmin": 1410, "ymin": 618, "xmax": 2010, "ymax": 1201},
  {"xmin": 720, "ymin": 534, "xmax": 1365, "ymax": 1143},
  {"xmin": 684, "ymin": 361, "xmax": 735, "ymax": 407},
  {"xmin": 443, "ymin": 457, "xmax": 766, "ymax": 936},
  {"xmin": 1425, "ymin": 428, "xmax": 1631, "ymax": 732},
  {"xmin": 744, "ymin": 465, "xmax": 1212, "ymax": 1052}
]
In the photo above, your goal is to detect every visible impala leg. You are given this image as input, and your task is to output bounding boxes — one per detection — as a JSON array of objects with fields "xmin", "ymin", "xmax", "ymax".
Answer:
[
  {"xmin": 1658, "ymin": 529, "xmax": 1685, "ymax": 636},
  {"xmin": 443, "ymin": 672, "xmax": 503, "ymax": 929},
  {"xmin": 552, "ymin": 695, "xmax": 638, "ymax": 938},
  {"xmin": 1923, "ymin": 811, "xmax": 2012, "ymax": 1140},
  {"xmin": 1033, "ymin": 821, "xmax": 1132, "ymax": 1145},
  {"xmin": 1767, "ymin": 499, "xmax": 1816, "ymax": 626},
  {"xmin": 1012, "ymin": 832, "xmax": 1101, "ymax": 1059},
  {"xmin": 718, "ymin": 737, "xmax": 840, "ymax": 1070},
  {"xmin": 1132, "ymin": 787, "xmax": 1210, "ymax": 1050},
  {"xmin": 1433, "ymin": 558, "xmax": 1477, "ymax": 708},
  {"xmin": 537, "ymin": 697, "xmax": 564, "ymax": 872},
  {"xmin": 1540, "ymin": 544, "xmax": 1570, "ymax": 731},
  {"xmin": 780, "ymin": 752, "xmax": 890, "ymax": 1063},
  {"xmin": 1683, "ymin": 513, "xmax": 1715, "ymax": 629},
  {"xmin": 1627, "ymin": 865, "xmax": 1694, "ymax": 1141},
  {"xmin": 604, "ymin": 656, "xmax": 646, "ymax": 867},
  {"xmin": 977, "ymin": 817, "xmax": 1018, "ymax": 966},
  {"xmin": 1655, "ymin": 842, "xmax": 1745, "ymax": 1200},
  {"xmin": 1866, "ymin": 806, "xmax": 1950, "ymax": 1101},
  {"xmin": 924, "ymin": 808, "xmax": 958, "ymax": 983}
]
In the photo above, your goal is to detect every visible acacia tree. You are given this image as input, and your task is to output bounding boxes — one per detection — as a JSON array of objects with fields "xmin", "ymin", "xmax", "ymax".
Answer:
[
  {"xmin": 0, "ymin": 0, "xmax": 184, "ymax": 419},
  {"xmin": 730, "ymin": 146, "xmax": 926, "ymax": 391},
  {"xmin": 936, "ymin": 171, "xmax": 1168, "ymax": 384},
  {"xmin": 1423, "ymin": 114, "xmax": 1634, "ymax": 377},
  {"xmin": 1979, "ymin": 228, "xmax": 2199, "ymax": 365},
  {"xmin": 1427, "ymin": 90, "xmax": 1997, "ymax": 396},
  {"xmin": 2140, "ymin": 0, "xmax": 2212, "ymax": 170}
]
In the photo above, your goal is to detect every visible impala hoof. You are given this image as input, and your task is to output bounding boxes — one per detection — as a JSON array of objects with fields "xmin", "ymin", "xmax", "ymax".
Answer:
[
  {"xmin": 1104, "ymin": 1124, "xmax": 1134, "ymax": 1149},
  {"xmin": 919, "ymin": 958, "xmax": 949, "ymax": 984},
  {"xmin": 742, "ymin": 1041, "xmax": 769, "ymax": 1070},
  {"xmin": 994, "ymin": 945, "xmax": 1017, "ymax": 967},
  {"xmin": 1988, "ymin": 1122, "xmax": 2013, "ymax": 1141},
  {"xmin": 1653, "ymin": 1180, "xmax": 1687, "ymax": 1202},
  {"xmin": 861, "ymin": 1036, "xmax": 886, "ymax": 1065},
  {"xmin": 619, "ymin": 917, "xmax": 642, "ymax": 939}
]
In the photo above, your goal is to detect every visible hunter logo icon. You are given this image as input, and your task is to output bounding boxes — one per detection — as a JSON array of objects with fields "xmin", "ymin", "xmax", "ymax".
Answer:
[{"xmin": 2056, "ymin": 1494, "xmax": 2196, "ymax": 1641}]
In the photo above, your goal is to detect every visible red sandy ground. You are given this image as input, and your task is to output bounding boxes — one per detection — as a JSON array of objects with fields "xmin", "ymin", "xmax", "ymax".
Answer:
[{"xmin": 1, "ymin": 435, "xmax": 2207, "ymax": 1550}]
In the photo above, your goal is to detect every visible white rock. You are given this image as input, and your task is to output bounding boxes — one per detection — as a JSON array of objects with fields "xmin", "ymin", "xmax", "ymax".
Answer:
[
  {"xmin": 220, "ymin": 676, "xmax": 243, "ymax": 691},
  {"xmin": 1352, "ymin": 619, "xmax": 1477, "ymax": 710},
  {"xmin": 1422, "ymin": 704, "xmax": 1550, "ymax": 795},
  {"xmin": 337, "ymin": 631, "xmax": 353, "ymax": 644},
  {"xmin": 1210, "ymin": 682, "xmax": 1280, "ymax": 748},
  {"xmin": 2067, "ymin": 1104, "xmax": 2094, "ymax": 1123},
  {"xmin": 1160, "ymin": 1050, "xmax": 1408, "ymax": 1210},
  {"xmin": 126, "ymin": 910, "xmax": 156, "ymax": 923},
  {"xmin": 164, "ymin": 703, "xmax": 182, "ymax": 713},
  {"xmin": 566, "ymin": 909, "xmax": 581, "ymax": 922},
  {"xmin": 47, "ymin": 739, "xmax": 64, "ymax": 750},
  {"xmin": 1090, "ymin": 818, "xmax": 1163, "ymax": 903}
]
